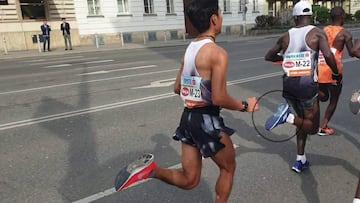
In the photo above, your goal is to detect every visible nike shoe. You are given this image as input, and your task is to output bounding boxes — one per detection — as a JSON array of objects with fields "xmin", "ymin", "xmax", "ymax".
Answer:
[
  {"xmin": 291, "ymin": 160, "xmax": 310, "ymax": 173},
  {"xmin": 317, "ymin": 127, "xmax": 334, "ymax": 136},
  {"xmin": 114, "ymin": 153, "xmax": 157, "ymax": 191},
  {"xmin": 265, "ymin": 103, "xmax": 291, "ymax": 131},
  {"xmin": 349, "ymin": 90, "xmax": 360, "ymax": 115}
]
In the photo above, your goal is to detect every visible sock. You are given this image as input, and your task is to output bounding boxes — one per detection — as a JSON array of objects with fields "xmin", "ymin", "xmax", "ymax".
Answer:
[
  {"xmin": 353, "ymin": 198, "xmax": 360, "ymax": 203},
  {"xmin": 296, "ymin": 154, "xmax": 306, "ymax": 164},
  {"xmin": 286, "ymin": 113, "xmax": 295, "ymax": 124}
]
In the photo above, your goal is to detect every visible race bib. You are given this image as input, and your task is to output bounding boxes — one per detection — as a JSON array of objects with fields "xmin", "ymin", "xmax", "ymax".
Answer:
[
  {"xmin": 282, "ymin": 51, "xmax": 312, "ymax": 77},
  {"xmin": 318, "ymin": 48, "xmax": 337, "ymax": 64},
  {"xmin": 180, "ymin": 76, "xmax": 205, "ymax": 108}
]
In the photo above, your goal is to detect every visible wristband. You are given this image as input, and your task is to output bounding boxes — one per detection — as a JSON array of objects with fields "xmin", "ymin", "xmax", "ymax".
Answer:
[{"xmin": 240, "ymin": 101, "xmax": 248, "ymax": 112}]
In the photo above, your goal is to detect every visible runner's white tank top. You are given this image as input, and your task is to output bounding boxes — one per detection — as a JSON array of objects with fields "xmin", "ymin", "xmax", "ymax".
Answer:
[
  {"xmin": 180, "ymin": 39, "xmax": 213, "ymax": 108},
  {"xmin": 284, "ymin": 25, "xmax": 318, "ymax": 82}
]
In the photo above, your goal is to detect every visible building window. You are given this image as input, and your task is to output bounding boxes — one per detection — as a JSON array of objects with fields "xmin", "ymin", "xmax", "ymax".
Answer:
[
  {"xmin": 87, "ymin": 0, "xmax": 101, "ymax": 15},
  {"xmin": 253, "ymin": 0, "xmax": 258, "ymax": 11},
  {"xmin": 166, "ymin": 0, "xmax": 174, "ymax": 14},
  {"xmin": 144, "ymin": 0, "xmax": 154, "ymax": 14},
  {"xmin": 239, "ymin": 0, "xmax": 249, "ymax": 12},
  {"xmin": 118, "ymin": 0, "xmax": 129, "ymax": 13},
  {"xmin": 19, "ymin": 0, "xmax": 46, "ymax": 20},
  {"xmin": 0, "ymin": 0, "xmax": 8, "ymax": 5},
  {"xmin": 223, "ymin": 0, "xmax": 230, "ymax": 12}
]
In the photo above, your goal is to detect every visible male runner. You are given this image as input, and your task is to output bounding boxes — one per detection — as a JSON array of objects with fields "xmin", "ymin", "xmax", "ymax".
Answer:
[
  {"xmin": 350, "ymin": 38, "xmax": 360, "ymax": 203},
  {"xmin": 264, "ymin": 0, "xmax": 340, "ymax": 173},
  {"xmin": 114, "ymin": 0, "xmax": 259, "ymax": 202},
  {"xmin": 317, "ymin": 7, "xmax": 354, "ymax": 136}
]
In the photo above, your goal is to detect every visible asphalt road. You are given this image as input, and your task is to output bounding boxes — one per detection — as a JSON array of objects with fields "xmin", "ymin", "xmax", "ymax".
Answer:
[{"xmin": 0, "ymin": 35, "xmax": 359, "ymax": 203}]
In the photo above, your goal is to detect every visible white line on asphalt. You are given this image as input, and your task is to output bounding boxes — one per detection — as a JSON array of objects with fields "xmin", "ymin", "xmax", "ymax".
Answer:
[
  {"xmin": 25, "ymin": 56, "xmax": 84, "ymax": 63},
  {"xmin": 0, "ymin": 93, "xmax": 175, "ymax": 130},
  {"xmin": 78, "ymin": 65, "xmax": 157, "ymax": 76},
  {"xmin": 45, "ymin": 64, "xmax": 72, "ymax": 68},
  {"xmin": 73, "ymin": 161, "xmax": 183, "ymax": 203},
  {"xmin": 0, "ymin": 72, "xmax": 282, "ymax": 130},
  {"xmin": 0, "ymin": 69, "xmax": 177, "ymax": 95},
  {"xmin": 43, "ymin": 60, "xmax": 115, "ymax": 68},
  {"xmin": 73, "ymin": 144, "xmax": 242, "ymax": 203},
  {"xmin": 239, "ymin": 57, "xmax": 264, "ymax": 62},
  {"xmin": 31, "ymin": 57, "xmax": 96, "ymax": 66},
  {"xmin": 81, "ymin": 60, "xmax": 114, "ymax": 64}
]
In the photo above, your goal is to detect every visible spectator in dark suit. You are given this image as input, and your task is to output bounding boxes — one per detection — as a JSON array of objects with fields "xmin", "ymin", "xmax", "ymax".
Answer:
[
  {"xmin": 41, "ymin": 20, "xmax": 51, "ymax": 51},
  {"xmin": 61, "ymin": 18, "xmax": 72, "ymax": 50}
]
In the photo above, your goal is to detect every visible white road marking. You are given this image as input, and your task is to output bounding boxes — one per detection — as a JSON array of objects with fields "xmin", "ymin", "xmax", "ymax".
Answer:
[
  {"xmin": 31, "ymin": 57, "xmax": 95, "ymax": 66},
  {"xmin": 0, "ymin": 93, "xmax": 175, "ymax": 131},
  {"xmin": 132, "ymin": 78, "xmax": 176, "ymax": 89},
  {"xmin": 0, "ymin": 69, "xmax": 177, "ymax": 95},
  {"xmin": 73, "ymin": 144, "xmax": 241, "ymax": 203},
  {"xmin": 78, "ymin": 65, "xmax": 157, "ymax": 76},
  {"xmin": 0, "ymin": 71, "xmax": 282, "ymax": 130},
  {"xmin": 25, "ymin": 56, "xmax": 84, "ymax": 63},
  {"xmin": 239, "ymin": 57, "xmax": 264, "ymax": 62},
  {"xmin": 45, "ymin": 64, "xmax": 72, "ymax": 68},
  {"xmin": 81, "ymin": 60, "xmax": 114, "ymax": 64}
]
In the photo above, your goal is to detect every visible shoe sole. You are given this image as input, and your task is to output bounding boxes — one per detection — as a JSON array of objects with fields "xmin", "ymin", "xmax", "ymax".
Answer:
[
  {"xmin": 291, "ymin": 167, "xmax": 301, "ymax": 173},
  {"xmin": 317, "ymin": 132, "xmax": 329, "ymax": 136},
  {"xmin": 114, "ymin": 153, "xmax": 155, "ymax": 191},
  {"xmin": 266, "ymin": 104, "xmax": 289, "ymax": 130},
  {"xmin": 291, "ymin": 163, "xmax": 309, "ymax": 173}
]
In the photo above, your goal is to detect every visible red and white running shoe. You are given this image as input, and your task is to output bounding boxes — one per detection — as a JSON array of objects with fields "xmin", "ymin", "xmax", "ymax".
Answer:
[{"xmin": 114, "ymin": 153, "xmax": 157, "ymax": 191}]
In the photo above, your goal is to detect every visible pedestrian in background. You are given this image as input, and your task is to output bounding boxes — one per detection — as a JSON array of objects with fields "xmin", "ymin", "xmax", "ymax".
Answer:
[
  {"xmin": 41, "ymin": 20, "xmax": 51, "ymax": 52},
  {"xmin": 60, "ymin": 18, "xmax": 72, "ymax": 50}
]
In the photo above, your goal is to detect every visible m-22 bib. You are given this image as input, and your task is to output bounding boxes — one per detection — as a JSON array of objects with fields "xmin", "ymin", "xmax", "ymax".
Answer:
[
  {"xmin": 282, "ymin": 51, "xmax": 311, "ymax": 77},
  {"xmin": 180, "ymin": 76, "xmax": 206, "ymax": 108}
]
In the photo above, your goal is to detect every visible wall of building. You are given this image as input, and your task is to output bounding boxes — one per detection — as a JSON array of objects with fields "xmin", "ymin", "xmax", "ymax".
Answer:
[
  {"xmin": 0, "ymin": 0, "xmax": 79, "ymax": 51},
  {"xmin": 73, "ymin": 0, "xmax": 260, "ymax": 45},
  {"xmin": 0, "ymin": 0, "xmax": 261, "ymax": 51}
]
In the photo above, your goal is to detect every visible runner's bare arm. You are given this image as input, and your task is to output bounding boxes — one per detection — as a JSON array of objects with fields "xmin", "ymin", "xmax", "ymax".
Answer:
[
  {"xmin": 352, "ymin": 39, "xmax": 360, "ymax": 58},
  {"xmin": 174, "ymin": 56, "xmax": 184, "ymax": 95},
  {"xmin": 265, "ymin": 36, "xmax": 284, "ymax": 62},
  {"xmin": 317, "ymin": 30, "xmax": 338, "ymax": 74},
  {"xmin": 343, "ymin": 30, "xmax": 354, "ymax": 57},
  {"xmin": 210, "ymin": 47, "xmax": 257, "ymax": 111}
]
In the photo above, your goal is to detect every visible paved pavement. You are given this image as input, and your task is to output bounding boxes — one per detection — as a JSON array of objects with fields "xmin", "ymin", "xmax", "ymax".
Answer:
[{"xmin": 0, "ymin": 33, "xmax": 282, "ymax": 60}]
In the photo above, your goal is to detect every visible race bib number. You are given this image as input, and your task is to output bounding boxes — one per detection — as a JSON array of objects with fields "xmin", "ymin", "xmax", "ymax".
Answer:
[
  {"xmin": 180, "ymin": 76, "xmax": 205, "ymax": 107},
  {"xmin": 282, "ymin": 51, "xmax": 312, "ymax": 77}
]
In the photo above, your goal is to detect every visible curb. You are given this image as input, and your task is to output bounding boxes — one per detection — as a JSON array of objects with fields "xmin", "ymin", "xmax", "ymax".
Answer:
[{"xmin": 0, "ymin": 33, "xmax": 283, "ymax": 60}]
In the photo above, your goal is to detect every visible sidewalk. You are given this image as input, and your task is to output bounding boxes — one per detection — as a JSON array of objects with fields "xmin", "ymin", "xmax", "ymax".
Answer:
[{"xmin": 0, "ymin": 33, "xmax": 282, "ymax": 60}]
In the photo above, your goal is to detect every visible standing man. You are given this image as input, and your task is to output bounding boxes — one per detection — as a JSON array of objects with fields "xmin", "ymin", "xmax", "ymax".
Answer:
[
  {"xmin": 317, "ymin": 7, "xmax": 354, "ymax": 136},
  {"xmin": 264, "ymin": 0, "xmax": 340, "ymax": 173},
  {"xmin": 60, "ymin": 18, "xmax": 72, "ymax": 50},
  {"xmin": 41, "ymin": 20, "xmax": 51, "ymax": 52},
  {"xmin": 114, "ymin": 0, "xmax": 259, "ymax": 202}
]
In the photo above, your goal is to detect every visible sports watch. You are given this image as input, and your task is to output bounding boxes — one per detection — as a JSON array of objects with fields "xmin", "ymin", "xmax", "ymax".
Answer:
[{"xmin": 240, "ymin": 101, "xmax": 248, "ymax": 112}]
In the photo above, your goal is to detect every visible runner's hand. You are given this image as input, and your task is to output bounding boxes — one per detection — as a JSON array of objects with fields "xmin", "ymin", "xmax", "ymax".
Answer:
[
  {"xmin": 331, "ymin": 73, "xmax": 343, "ymax": 84},
  {"xmin": 246, "ymin": 97, "xmax": 259, "ymax": 112}
]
